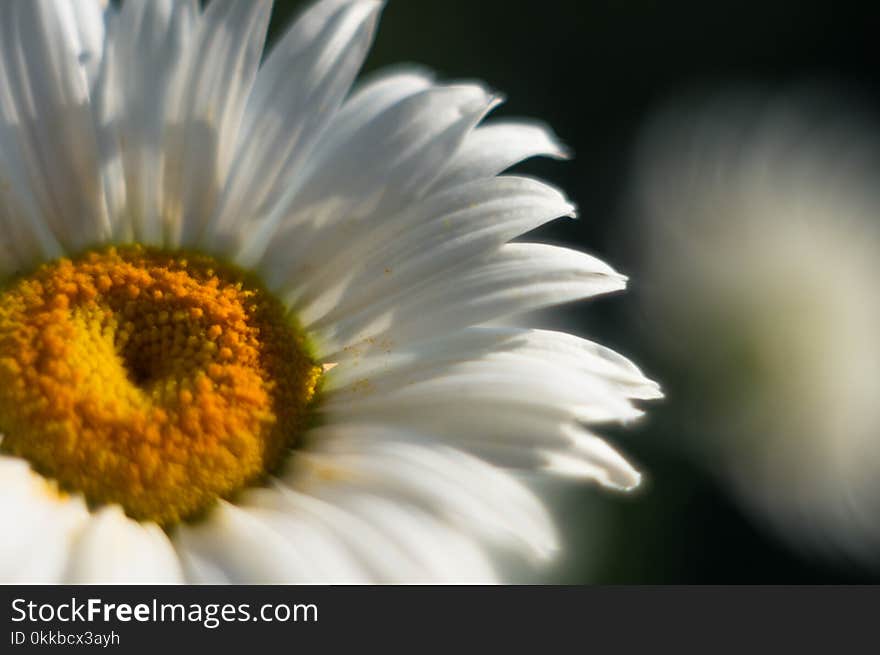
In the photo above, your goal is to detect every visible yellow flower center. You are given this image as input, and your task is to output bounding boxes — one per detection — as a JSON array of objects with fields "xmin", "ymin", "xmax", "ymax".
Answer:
[{"xmin": 0, "ymin": 246, "xmax": 321, "ymax": 527}]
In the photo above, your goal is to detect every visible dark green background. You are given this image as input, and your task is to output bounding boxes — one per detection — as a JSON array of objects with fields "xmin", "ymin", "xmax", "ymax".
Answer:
[{"xmin": 269, "ymin": 0, "xmax": 879, "ymax": 582}]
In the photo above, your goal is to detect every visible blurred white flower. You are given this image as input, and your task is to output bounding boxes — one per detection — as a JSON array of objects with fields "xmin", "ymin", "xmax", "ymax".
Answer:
[
  {"xmin": 0, "ymin": 0, "xmax": 658, "ymax": 583},
  {"xmin": 632, "ymin": 89, "xmax": 880, "ymax": 565}
]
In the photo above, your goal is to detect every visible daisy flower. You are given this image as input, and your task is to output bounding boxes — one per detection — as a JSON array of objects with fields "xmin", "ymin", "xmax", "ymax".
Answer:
[
  {"xmin": 632, "ymin": 90, "xmax": 880, "ymax": 567},
  {"xmin": 0, "ymin": 0, "xmax": 659, "ymax": 584}
]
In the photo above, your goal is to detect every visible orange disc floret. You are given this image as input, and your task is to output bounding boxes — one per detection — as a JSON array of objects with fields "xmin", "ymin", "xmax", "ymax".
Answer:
[{"xmin": 0, "ymin": 245, "xmax": 321, "ymax": 526}]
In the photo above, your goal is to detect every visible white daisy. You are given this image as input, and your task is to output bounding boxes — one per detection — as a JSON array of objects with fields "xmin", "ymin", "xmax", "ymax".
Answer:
[
  {"xmin": 0, "ymin": 0, "xmax": 659, "ymax": 584},
  {"xmin": 632, "ymin": 90, "xmax": 880, "ymax": 567}
]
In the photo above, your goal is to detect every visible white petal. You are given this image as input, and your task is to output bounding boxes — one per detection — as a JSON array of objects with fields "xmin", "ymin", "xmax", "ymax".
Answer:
[
  {"xmin": 316, "ymin": 243, "xmax": 627, "ymax": 357},
  {"xmin": 323, "ymin": 358, "xmax": 641, "ymax": 424},
  {"xmin": 165, "ymin": 0, "xmax": 272, "ymax": 247},
  {"xmin": 235, "ymin": 67, "xmax": 434, "ymax": 268},
  {"xmin": 248, "ymin": 83, "xmax": 500, "ymax": 269},
  {"xmin": 174, "ymin": 500, "xmax": 370, "ymax": 584},
  {"xmin": 96, "ymin": 0, "xmax": 198, "ymax": 243},
  {"xmin": 170, "ymin": 546, "xmax": 232, "ymax": 584},
  {"xmin": 0, "ymin": 457, "xmax": 90, "ymax": 583},
  {"xmin": 430, "ymin": 120, "xmax": 570, "ymax": 192},
  {"xmin": 317, "ymin": 492, "xmax": 498, "ymax": 583},
  {"xmin": 541, "ymin": 426, "xmax": 642, "ymax": 490},
  {"xmin": 326, "ymin": 327, "xmax": 661, "ymax": 402},
  {"xmin": 0, "ymin": 160, "xmax": 60, "ymax": 277},
  {"xmin": 286, "ymin": 176, "xmax": 576, "ymax": 324},
  {"xmin": 289, "ymin": 433, "xmax": 558, "ymax": 559},
  {"xmin": 307, "ymin": 414, "xmax": 640, "ymax": 493},
  {"xmin": 254, "ymin": 482, "xmax": 497, "ymax": 583},
  {"xmin": 508, "ymin": 329, "xmax": 663, "ymax": 400},
  {"xmin": 314, "ymin": 66, "xmax": 436, "ymax": 154},
  {"xmin": 312, "ymin": 326, "xmax": 653, "ymax": 492},
  {"xmin": 100, "ymin": 0, "xmax": 269, "ymax": 246},
  {"xmin": 62, "ymin": 506, "xmax": 183, "ymax": 584},
  {"xmin": 0, "ymin": 0, "xmax": 110, "ymax": 259},
  {"xmin": 204, "ymin": 0, "xmax": 382, "ymax": 254},
  {"xmin": 62, "ymin": 0, "xmax": 107, "ymax": 87},
  {"xmin": 242, "ymin": 488, "xmax": 424, "ymax": 583}
]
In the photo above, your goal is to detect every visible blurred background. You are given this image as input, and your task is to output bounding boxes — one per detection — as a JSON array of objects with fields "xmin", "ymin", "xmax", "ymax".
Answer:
[{"xmin": 270, "ymin": 0, "xmax": 880, "ymax": 582}]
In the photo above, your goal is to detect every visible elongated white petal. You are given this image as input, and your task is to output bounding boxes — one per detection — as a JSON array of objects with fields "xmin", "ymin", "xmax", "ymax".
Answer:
[
  {"xmin": 174, "ymin": 500, "xmax": 370, "ymax": 584},
  {"xmin": 326, "ymin": 327, "xmax": 660, "ymax": 402},
  {"xmin": 323, "ymin": 359, "xmax": 641, "ymax": 425},
  {"xmin": 167, "ymin": 0, "xmax": 272, "ymax": 247},
  {"xmin": 430, "ymin": 120, "xmax": 569, "ymax": 191},
  {"xmin": 286, "ymin": 176, "xmax": 575, "ymax": 323},
  {"xmin": 62, "ymin": 506, "xmax": 183, "ymax": 584},
  {"xmin": 306, "ymin": 417, "xmax": 640, "ymax": 492},
  {"xmin": 101, "ymin": 0, "xmax": 271, "ymax": 247},
  {"xmin": 506, "ymin": 329, "xmax": 663, "ymax": 400},
  {"xmin": 540, "ymin": 426, "xmax": 642, "ymax": 490},
  {"xmin": 287, "ymin": 433, "xmax": 558, "ymax": 559},
  {"xmin": 253, "ymin": 482, "xmax": 497, "ymax": 583},
  {"xmin": 242, "ymin": 67, "xmax": 434, "ymax": 276},
  {"xmin": 241, "ymin": 488, "xmax": 425, "ymax": 583},
  {"xmin": 0, "ymin": 160, "xmax": 61, "ymax": 277},
  {"xmin": 316, "ymin": 66, "xmax": 436, "ymax": 152},
  {"xmin": 0, "ymin": 0, "xmax": 110, "ymax": 260},
  {"xmin": 62, "ymin": 0, "xmax": 107, "ymax": 87},
  {"xmin": 0, "ymin": 458, "xmax": 90, "ymax": 583},
  {"xmin": 95, "ymin": 0, "xmax": 198, "ymax": 243},
  {"xmin": 316, "ymin": 243, "xmax": 626, "ymax": 357},
  {"xmin": 250, "ymin": 84, "xmax": 500, "ymax": 270},
  {"xmin": 204, "ymin": 0, "xmax": 382, "ymax": 254},
  {"xmin": 319, "ymin": 493, "xmax": 498, "ymax": 583},
  {"xmin": 313, "ymin": 325, "xmax": 653, "ymax": 493}
]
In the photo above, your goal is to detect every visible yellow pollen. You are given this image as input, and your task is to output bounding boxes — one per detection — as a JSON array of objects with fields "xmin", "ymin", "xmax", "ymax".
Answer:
[{"xmin": 0, "ymin": 245, "xmax": 321, "ymax": 526}]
